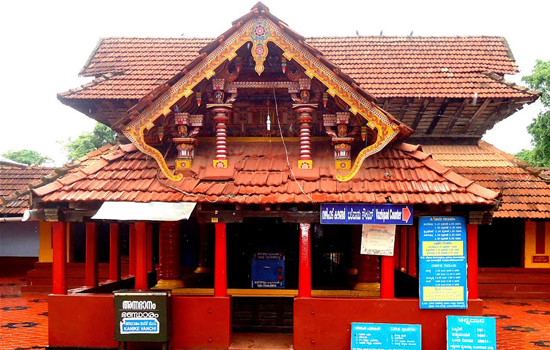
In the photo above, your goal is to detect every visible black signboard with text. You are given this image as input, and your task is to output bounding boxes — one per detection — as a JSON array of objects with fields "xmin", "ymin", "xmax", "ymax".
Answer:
[{"xmin": 114, "ymin": 290, "xmax": 170, "ymax": 343}]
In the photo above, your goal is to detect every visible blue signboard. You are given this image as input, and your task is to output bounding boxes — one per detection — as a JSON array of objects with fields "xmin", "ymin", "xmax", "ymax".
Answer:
[
  {"xmin": 419, "ymin": 217, "xmax": 467, "ymax": 309},
  {"xmin": 351, "ymin": 322, "xmax": 421, "ymax": 350},
  {"xmin": 251, "ymin": 252, "xmax": 285, "ymax": 288},
  {"xmin": 447, "ymin": 316, "xmax": 496, "ymax": 350},
  {"xmin": 320, "ymin": 204, "xmax": 413, "ymax": 225}
]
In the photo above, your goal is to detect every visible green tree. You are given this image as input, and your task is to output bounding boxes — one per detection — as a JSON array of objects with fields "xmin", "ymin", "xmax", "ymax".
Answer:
[
  {"xmin": 2, "ymin": 149, "xmax": 52, "ymax": 166},
  {"xmin": 63, "ymin": 122, "xmax": 118, "ymax": 162},
  {"xmin": 516, "ymin": 60, "xmax": 550, "ymax": 167}
]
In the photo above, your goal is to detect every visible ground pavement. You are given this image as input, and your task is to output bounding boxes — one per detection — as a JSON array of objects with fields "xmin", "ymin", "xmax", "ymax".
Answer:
[{"xmin": 1, "ymin": 274, "xmax": 550, "ymax": 350}]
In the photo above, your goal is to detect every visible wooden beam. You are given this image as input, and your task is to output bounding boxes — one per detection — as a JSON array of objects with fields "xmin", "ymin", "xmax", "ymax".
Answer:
[
  {"xmin": 382, "ymin": 98, "xmax": 390, "ymax": 111},
  {"xmin": 426, "ymin": 99, "xmax": 449, "ymax": 134},
  {"xmin": 411, "ymin": 98, "xmax": 430, "ymax": 130},
  {"xmin": 197, "ymin": 210, "xmax": 320, "ymax": 223},
  {"xmin": 475, "ymin": 99, "xmax": 511, "ymax": 134},
  {"xmin": 443, "ymin": 99, "xmax": 468, "ymax": 134},
  {"xmin": 398, "ymin": 98, "xmax": 410, "ymax": 121},
  {"xmin": 463, "ymin": 98, "xmax": 492, "ymax": 132}
]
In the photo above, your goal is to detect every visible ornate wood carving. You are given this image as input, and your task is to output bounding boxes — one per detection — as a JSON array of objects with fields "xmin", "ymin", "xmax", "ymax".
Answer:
[{"xmin": 123, "ymin": 17, "xmax": 402, "ymax": 182}]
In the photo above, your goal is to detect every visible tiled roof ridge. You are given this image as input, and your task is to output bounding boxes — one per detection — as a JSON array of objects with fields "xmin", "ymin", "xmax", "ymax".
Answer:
[
  {"xmin": 483, "ymin": 72, "xmax": 541, "ymax": 97},
  {"xmin": 394, "ymin": 142, "xmax": 499, "ymax": 201},
  {"xmin": 32, "ymin": 143, "xmax": 136, "ymax": 198}
]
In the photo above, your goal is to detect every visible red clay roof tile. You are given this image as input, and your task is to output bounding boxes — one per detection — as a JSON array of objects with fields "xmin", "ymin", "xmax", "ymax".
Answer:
[{"xmin": 61, "ymin": 36, "xmax": 533, "ymax": 100}]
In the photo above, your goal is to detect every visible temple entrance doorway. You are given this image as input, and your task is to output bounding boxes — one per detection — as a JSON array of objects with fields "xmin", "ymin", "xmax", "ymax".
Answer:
[{"xmin": 227, "ymin": 218, "xmax": 297, "ymax": 333}]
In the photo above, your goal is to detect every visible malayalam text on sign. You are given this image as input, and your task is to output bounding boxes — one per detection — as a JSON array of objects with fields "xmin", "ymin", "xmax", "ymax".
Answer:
[{"xmin": 419, "ymin": 216, "xmax": 467, "ymax": 309}]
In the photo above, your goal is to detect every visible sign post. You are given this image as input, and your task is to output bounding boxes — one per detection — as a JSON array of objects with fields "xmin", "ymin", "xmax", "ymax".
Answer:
[
  {"xmin": 447, "ymin": 316, "xmax": 496, "ymax": 350},
  {"xmin": 419, "ymin": 217, "xmax": 467, "ymax": 309},
  {"xmin": 114, "ymin": 290, "xmax": 170, "ymax": 349},
  {"xmin": 351, "ymin": 322, "xmax": 421, "ymax": 350},
  {"xmin": 321, "ymin": 204, "xmax": 413, "ymax": 225}
]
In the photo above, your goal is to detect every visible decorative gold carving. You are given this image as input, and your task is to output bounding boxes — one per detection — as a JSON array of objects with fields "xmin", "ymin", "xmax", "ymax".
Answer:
[{"xmin": 123, "ymin": 17, "xmax": 401, "ymax": 182}]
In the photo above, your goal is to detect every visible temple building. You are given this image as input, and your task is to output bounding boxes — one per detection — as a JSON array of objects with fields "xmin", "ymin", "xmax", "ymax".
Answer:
[{"xmin": 24, "ymin": 3, "xmax": 550, "ymax": 350}]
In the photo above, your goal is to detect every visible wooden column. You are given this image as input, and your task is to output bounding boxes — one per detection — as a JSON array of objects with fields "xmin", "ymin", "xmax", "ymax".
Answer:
[
  {"xmin": 154, "ymin": 221, "xmax": 184, "ymax": 289},
  {"xmin": 354, "ymin": 255, "xmax": 380, "ymax": 291},
  {"xmin": 195, "ymin": 223, "xmax": 212, "ymax": 274},
  {"xmin": 85, "ymin": 222, "xmax": 98, "ymax": 288},
  {"xmin": 129, "ymin": 224, "xmax": 136, "ymax": 276},
  {"xmin": 52, "ymin": 221, "xmax": 67, "ymax": 295},
  {"xmin": 135, "ymin": 222, "xmax": 148, "ymax": 290},
  {"xmin": 109, "ymin": 223, "xmax": 120, "ymax": 281},
  {"xmin": 467, "ymin": 224, "xmax": 479, "ymax": 299},
  {"xmin": 214, "ymin": 223, "xmax": 227, "ymax": 297},
  {"xmin": 407, "ymin": 226, "xmax": 417, "ymax": 278},
  {"xmin": 147, "ymin": 223, "xmax": 153, "ymax": 273},
  {"xmin": 380, "ymin": 255, "xmax": 395, "ymax": 299},
  {"xmin": 399, "ymin": 226, "xmax": 408, "ymax": 273},
  {"xmin": 298, "ymin": 223, "xmax": 312, "ymax": 298}
]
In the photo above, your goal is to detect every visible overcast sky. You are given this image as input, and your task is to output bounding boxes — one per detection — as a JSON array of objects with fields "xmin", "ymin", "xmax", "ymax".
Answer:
[{"xmin": 1, "ymin": 0, "xmax": 549, "ymax": 165}]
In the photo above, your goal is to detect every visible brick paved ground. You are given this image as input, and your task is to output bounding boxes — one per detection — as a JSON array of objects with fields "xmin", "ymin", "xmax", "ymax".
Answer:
[
  {"xmin": 1, "ymin": 274, "xmax": 549, "ymax": 350},
  {"xmin": 0, "ymin": 275, "xmax": 48, "ymax": 350}
]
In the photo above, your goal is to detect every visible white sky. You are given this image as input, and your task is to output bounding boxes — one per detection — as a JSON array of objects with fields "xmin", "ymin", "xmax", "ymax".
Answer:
[{"xmin": 1, "ymin": 0, "xmax": 549, "ymax": 165}]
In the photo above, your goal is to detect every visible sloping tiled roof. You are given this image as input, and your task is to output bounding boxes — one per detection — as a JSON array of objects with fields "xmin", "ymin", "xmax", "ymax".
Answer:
[
  {"xmin": 59, "ymin": 36, "xmax": 535, "ymax": 100},
  {"xmin": 424, "ymin": 141, "xmax": 550, "ymax": 219},
  {"xmin": 33, "ymin": 141, "xmax": 497, "ymax": 206},
  {"xmin": 0, "ymin": 167, "xmax": 56, "ymax": 215}
]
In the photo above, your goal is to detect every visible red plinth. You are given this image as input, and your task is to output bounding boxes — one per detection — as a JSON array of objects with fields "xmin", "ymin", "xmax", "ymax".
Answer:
[
  {"xmin": 158, "ymin": 221, "xmax": 182, "ymax": 280},
  {"xmin": 467, "ymin": 224, "xmax": 479, "ymax": 299},
  {"xmin": 109, "ymin": 223, "xmax": 120, "ymax": 281},
  {"xmin": 298, "ymin": 223, "xmax": 311, "ymax": 298},
  {"xmin": 380, "ymin": 255, "xmax": 395, "ymax": 298},
  {"xmin": 215, "ymin": 223, "xmax": 227, "ymax": 297},
  {"xmin": 52, "ymin": 221, "xmax": 67, "ymax": 294},
  {"xmin": 135, "ymin": 222, "xmax": 148, "ymax": 290},
  {"xmin": 85, "ymin": 222, "xmax": 98, "ymax": 288}
]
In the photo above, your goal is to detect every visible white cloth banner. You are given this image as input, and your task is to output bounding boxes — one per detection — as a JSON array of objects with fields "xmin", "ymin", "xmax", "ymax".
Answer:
[{"xmin": 361, "ymin": 224, "xmax": 396, "ymax": 256}]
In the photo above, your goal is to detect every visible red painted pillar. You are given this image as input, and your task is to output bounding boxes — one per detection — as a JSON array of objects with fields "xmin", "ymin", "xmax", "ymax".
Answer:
[
  {"xmin": 380, "ymin": 255, "xmax": 395, "ymax": 299},
  {"xmin": 154, "ymin": 222, "xmax": 183, "ymax": 289},
  {"xmin": 135, "ymin": 222, "xmax": 148, "ymax": 290},
  {"xmin": 298, "ymin": 223, "xmax": 312, "ymax": 298},
  {"xmin": 109, "ymin": 223, "xmax": 120, "ymax": 281},
  {"xmin": 85, "ymin": 222, "xmax": 98, "ymax": 288},
  {"xmin": 146, "ymin": 224, "xmax": 153, "ymax": 273},
  {"xmin": 214, "ymin": 223, "xmax": 227, "ymax": 297},
  {"xmin": 52, "ymin": 221, "xmax": 67, "ymax": 295},
  {"xmin": 407, "ymin": 226, "xmax": 417, "ymax": 278},
  {"xmin": 129, "ymin": 224, "xmax": 136, "ymax": 276},
  {"xmin": 399, "ymin": 226, "xmax": 408, "ymax": 273},
  {"xmin": 467, "ymin": 224, "xmax": 479, "ymax": 299}
]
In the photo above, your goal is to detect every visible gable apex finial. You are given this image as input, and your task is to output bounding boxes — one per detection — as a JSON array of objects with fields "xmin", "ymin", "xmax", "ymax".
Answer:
[{"xmin": 251, "ymin": 2, "xmax": 270, "ymax": 13}]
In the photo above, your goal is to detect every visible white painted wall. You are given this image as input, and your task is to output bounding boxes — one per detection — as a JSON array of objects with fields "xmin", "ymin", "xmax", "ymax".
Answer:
[{"xmin": 0, "ymin": 221, "xmax": 39, "ymax": 257}]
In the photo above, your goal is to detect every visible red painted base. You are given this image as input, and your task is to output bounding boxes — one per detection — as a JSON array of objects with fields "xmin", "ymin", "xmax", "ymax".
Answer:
[
  {"xmin": 294, "ymin": 298, "xmax": 483, "ymax": 350},
  {"xmin": 172, "ymin": 296, "xmax": 232, "ymax": 349},
  {"xmin": 49, "ymin": 294, "xmax": 117, "ymax": 348},
  {"xmin": 48, "ymin": 294, "xmax": 231, "ymax": 349}
]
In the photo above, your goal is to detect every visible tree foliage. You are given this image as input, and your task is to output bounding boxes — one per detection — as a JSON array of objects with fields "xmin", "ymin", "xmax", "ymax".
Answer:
[
  {"xmin": 515, "ymin": 60, "xmax": 550, "ymax": 167},
  {"xmin": 2, "ymin": 149, "xmax": 52, "ymax": 166},
  {"xmin": 63, "ymin": 123, "xmax": 118, "ymax": 162}
]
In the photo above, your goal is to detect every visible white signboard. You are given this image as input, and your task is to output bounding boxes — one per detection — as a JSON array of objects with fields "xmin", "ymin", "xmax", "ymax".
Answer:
[{"xmin": 361, "ymin": 224, "xmax": 396, "ymax": 256}]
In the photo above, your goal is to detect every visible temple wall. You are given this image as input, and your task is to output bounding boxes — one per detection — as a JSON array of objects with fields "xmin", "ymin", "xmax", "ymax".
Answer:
[
  {"xmin": 525, "ymin": 220, "xmax": 550, "ymax": 268},
  {"xmin": 0, "ymin": 221, "xmax": 39, "ymax": 257}
]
